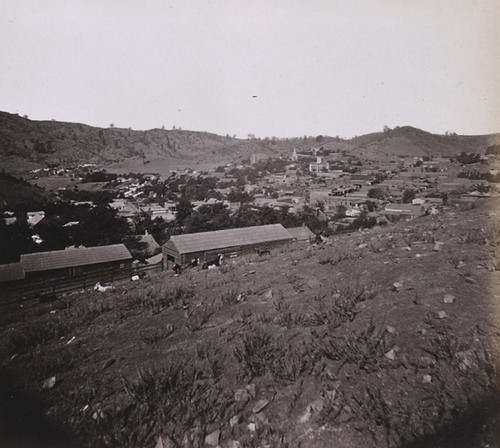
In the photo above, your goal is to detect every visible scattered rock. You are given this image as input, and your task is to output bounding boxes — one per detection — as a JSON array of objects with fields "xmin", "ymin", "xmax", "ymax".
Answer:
[
  {"xmin": 358, "ymin": 243, "xmax": 368, "ymax": 249},
  {"xmin": 386, "ymin": 326, "xmax": 396, "ymax": 334},
  {"xmin": 456, "ymin": 261, "xmax": 466, "ymax": 269},
  {"xmin": 205, "ymin": 429, "xmax": 220, "ymax": 447},
  {"xmin": 455, "ymin": 350, "xmax": 478, "ymax": 371},
  {"xmin": 247, "ymin": 423, "xmax": 256, "ymax": 432},
  {"xmin": 42, "ymin": 376, "xmax": 56, "ymax": 390},
  {"xmin": 465, "ymin": 277, "xmax": 477, "ymax": 284},
  {"xmin": 230, "ymin": 415, "xmax": 242, "ymax": 428},
  {"xmin": 155, "ymin": 434, "xmax": 177, "ymax": 448},
  {"xmin": 392, "ymin": 282, "xmax": 404, "ymax": 292},
  {"xmin": 422, "ymin": 374, "xmax": 432, "ymax": 384},
  {"xmin": 66, "ymin": 336, "xmax": 76, "ymax": 345},
  {"xmin": 235, "ymin": 389, "xmax": 251, "ymax": 402},
  {"xmin": 227, "ymin": 441, "xmax": 242, "ymax": 448},
  {"xmin": 443, "ymin": 294, "xmax": 455, "ymax": 304},
  {"xmin": 92, "ymin": 409, "xmax": 105, "ymax": 420},
  {"xmin": 254, "ymin": 411, "xmax": 269, "ymax": 425},
  {"xmin": 299, "ymin": 408, "xmax": 311, "ymax": 423},
  {"xmin": 433, "ymin": 242, "xmax": 444, "ymax": 252},
  {"xmin": 437, "ymin": 311, "xmax": 447, "ymax": 319},
  {"xmin": 252, "ymin": 399, "xmax": 269, "ymax": 414},
  {"xmin": 384, "ymin": 349, "xmax": 396, "ymax": 360},
  {"xmin": 263, "ymin": 289, "xmax": 273, "ymax": 299},
  {"xmin": 245, "ymin": 384, "xmax": 256, "ymax": 398}
]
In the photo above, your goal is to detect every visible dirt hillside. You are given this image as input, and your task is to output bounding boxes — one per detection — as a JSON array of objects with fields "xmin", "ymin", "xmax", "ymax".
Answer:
[{"xmin": 1, "ymin": 199, "xmax": 500, "ymax": 447}]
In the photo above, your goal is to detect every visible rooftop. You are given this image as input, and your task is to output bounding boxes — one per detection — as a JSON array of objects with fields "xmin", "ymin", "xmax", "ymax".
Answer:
[
  {"xmin": 20, "ymin": 244, "xmax": 132, "ymax": 273},
  {"xmin": 164, "ymin": 224, "xmax": 293, "ymax": 254},
  {"xmin": 0, "ymin": 262, "xmax": 25, "ymax": 283}
]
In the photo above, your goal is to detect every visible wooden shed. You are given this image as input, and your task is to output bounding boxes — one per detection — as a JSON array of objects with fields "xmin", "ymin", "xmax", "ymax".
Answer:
[
  {"xmin": 286, "ymin": 226, "xmax": 315, "ymax": 242},
  {"xmin": 163, "ymin": 224, "xmax": 294, "ymax": 267},
  {"xmin": 0, "ymin": 262, "xmax": 26, "ymax": 285},
  {"xmin": 20, "ymin": 244, "xmax": 133, "ymax": 281}
]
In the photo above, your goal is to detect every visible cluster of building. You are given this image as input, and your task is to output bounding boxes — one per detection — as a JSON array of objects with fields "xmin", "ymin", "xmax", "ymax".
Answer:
[{"xmin": 2, "ymin": 144, "xmax": 499, "ymax": 289}]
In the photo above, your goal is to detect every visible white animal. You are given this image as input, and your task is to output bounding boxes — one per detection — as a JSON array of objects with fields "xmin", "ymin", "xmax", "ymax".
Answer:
[{"xmin": 94, "ymin": 282, "xmax": 115, "ymax": 292}]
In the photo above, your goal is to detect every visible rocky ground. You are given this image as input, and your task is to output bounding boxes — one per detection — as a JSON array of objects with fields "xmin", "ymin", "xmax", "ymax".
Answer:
[{"xmin": 1, "ymin": 198, "xmax": 500, "ymax": 448}]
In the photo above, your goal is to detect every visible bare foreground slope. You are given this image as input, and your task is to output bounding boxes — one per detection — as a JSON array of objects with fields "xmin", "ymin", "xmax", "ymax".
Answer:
[{"xmin": 2, "ymin": 199, "xmax": 500, "ymax": 447}]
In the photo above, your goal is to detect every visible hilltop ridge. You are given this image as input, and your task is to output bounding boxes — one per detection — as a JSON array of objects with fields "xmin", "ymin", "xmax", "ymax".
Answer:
[{"xmin": 1, "ymin": 112, "xmax": 499, "ymax": 172}]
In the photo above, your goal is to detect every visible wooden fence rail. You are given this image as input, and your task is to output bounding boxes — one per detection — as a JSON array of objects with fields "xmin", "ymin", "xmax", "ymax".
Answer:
[{"xmin": 0, "ymin": 263, "xmax": 163, "ymax": 304}]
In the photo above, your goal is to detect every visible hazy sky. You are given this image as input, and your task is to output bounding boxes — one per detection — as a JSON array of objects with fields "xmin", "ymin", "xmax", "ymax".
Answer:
[{"xmin": 1, "ymin": 0, "xmax": 499, "ymax": 138}]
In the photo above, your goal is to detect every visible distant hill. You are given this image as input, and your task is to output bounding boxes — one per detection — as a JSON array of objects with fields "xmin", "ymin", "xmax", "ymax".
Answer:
[
  {"xmin": 349, "ymin": 126, "xmax": 500, "ymax": 159},
  {"xmin": 1, "ymin": 112, "xmax": 499, "ymax": 171}
]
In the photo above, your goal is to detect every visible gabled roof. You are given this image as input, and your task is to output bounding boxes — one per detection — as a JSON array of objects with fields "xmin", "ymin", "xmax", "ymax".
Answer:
[
  {"xmin": 145, "ymin": 253, "xmax": 163, "ymax": 265},
  {"xmin": 164, "ymin": 224, "xmax": 293, "ymax": 255},
  {"xmin": 0, "ymin": 262, "xmax": 25, "ymax": 282},
  {"xmin": 20, "ymin": 244, "xmax": 132, "ymax": 273},
  {"xmin": 383, "ymin": 204, "xmax": 424, "ymax": 215},
  {"xmin": 286, "ymin": 226, "xmax": 315, "ymax": 241}
]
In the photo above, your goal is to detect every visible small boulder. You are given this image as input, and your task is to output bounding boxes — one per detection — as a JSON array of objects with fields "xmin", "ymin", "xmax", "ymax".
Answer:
[
  {"xmin": 252, "ymin": 399, "xmax": 269, "ymax": 414},
  {"xmin": 443, "ymin": 294, "xmax": 455, "ymax": 304},
  {"xmin": 227, "ymin": 441, "xmax": 242, "ymax": 448},
  {"xmin": 205, "ymin": 430, "xmax": 220, "ymax": 447},
  {"xmin": 384, "ymin": 349, "xmax": 396, "ymax": 360},
  {"xmin": 437, "ymin": 311, "xmax": 447, "ymax": 319},
  {"xmin": 235, "ymin": 389, "xmax": 251, "ymax": 402},
  {"xmin": 230, "ymin": 415, "xmax": 241, "ymax": 428},
  {"xmin": 433, "ymin": 242, "xmax": 444, "ymax": 252},
  {"xmin": 422, "ymin": 374, "xmax": 432, "ymax": 384},
  {"xmin": 245, "ymin": 384, "xmax": 256, "ymax": 398},
  {"xmin": 155, "ymin": 435, "xmax": 177, "ymax": 448},
  {"xmin": 455, "ymin": 350, "xmax": 478, "ymax": 371},
  {"xmin": 392, "ymin": 282, "xmax": 404, "ymax": 292},
  {"xmin": 42, "ymin": 376, "xmax": 56, "ymax": 390}
]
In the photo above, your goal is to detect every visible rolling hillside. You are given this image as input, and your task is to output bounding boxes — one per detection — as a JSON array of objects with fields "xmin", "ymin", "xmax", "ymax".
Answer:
[
  {"xmin": 1, "ymin": 198, "xmax": 499, "ymax": 447},
  {"xmin": 1, "ymin": 112, "xmax": 499, "ymax": 172}
]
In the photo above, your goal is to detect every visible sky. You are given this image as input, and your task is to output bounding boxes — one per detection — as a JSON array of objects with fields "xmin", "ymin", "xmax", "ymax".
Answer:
[{"xmin": 0, "ymin": 0, "xmax": 499, "ymax": 138}]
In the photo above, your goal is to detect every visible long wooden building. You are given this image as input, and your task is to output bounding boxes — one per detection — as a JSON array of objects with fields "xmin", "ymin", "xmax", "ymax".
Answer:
[
  {"xmin": 20, "ymin": 244, "xmax": 133, "ymax": 281},
  {"xmin": 162, "ymin": 224, "xmax": 294, "ymax": 267}
]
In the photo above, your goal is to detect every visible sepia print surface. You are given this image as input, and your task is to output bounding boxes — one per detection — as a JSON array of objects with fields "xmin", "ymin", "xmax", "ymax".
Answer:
[{"xmin": 1, "ymin": 1, "xmax": 499, "ymax": 447}]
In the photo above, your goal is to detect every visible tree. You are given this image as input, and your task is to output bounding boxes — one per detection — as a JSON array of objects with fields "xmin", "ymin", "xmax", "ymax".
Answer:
[
  {"xmin": 368, "ymin": 187, "xmax": 386, "ymax": 200},
  {"xmin": 76, "ymin": 206, "xmax": 129, "ymax": 247},
  {"xmin": 314, "ymin": 200, "xmax": 325, "ymax": 212},
  {"xmin": 184, "ymin": 203, "xmax": 232, "ymax": 233},
  {"xmin": 402, "ymin": 189, "xmax": 416, "ymax": 204},
  {"xmin": 175, "ymin": 195, "xmax": 193, "ymax": 227}
]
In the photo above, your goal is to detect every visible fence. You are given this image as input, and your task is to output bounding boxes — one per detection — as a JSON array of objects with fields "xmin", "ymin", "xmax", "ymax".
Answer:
[{"xmin": 0, "ymin": 263, "xmax": 163, "ymax": 304}]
